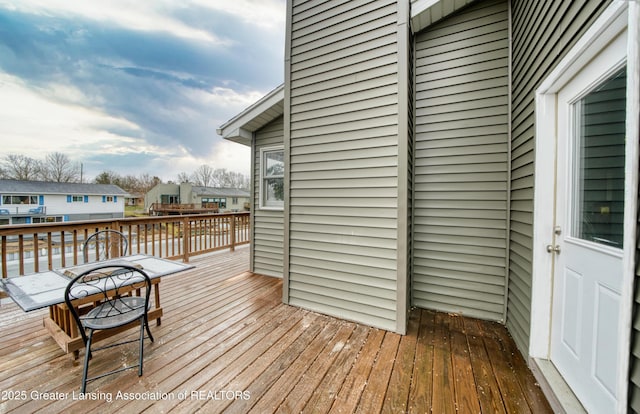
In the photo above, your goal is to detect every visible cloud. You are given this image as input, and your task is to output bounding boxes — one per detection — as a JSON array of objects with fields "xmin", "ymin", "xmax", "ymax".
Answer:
[
  {"xmin": 0, "ymin": 1, "xmax": 285, "ymax": 182},
  {"xmin": 192, "ymin": 0, "xmax": 286, "ymax": 31},
  {"xmin": 0, "ymin": 0, "xmax": 228, "ymax": 43},
  {"xmin": 0, "ymin": 73, "xmax": 142, "ymax": 154}
]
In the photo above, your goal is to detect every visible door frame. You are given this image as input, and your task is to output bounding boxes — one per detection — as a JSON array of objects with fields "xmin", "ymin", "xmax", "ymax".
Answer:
[{"xmin": 530, "ymin": 1, "xmax": 639, "ymax": 412}]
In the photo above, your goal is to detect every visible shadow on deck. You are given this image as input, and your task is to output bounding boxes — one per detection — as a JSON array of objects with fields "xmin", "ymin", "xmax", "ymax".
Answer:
[{"xmin": 0, "ymin": 246, "xmax": 551, "ymax": 413}]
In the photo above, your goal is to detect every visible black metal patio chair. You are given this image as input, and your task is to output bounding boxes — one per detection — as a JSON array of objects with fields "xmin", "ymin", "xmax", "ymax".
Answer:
[
  {"xmin": 83, "ymin": 229, "xmax": 128, "ymax": 263},
  {"xmin": 64, "ymin": 264, "xmax": 154, "ymax": 393}
]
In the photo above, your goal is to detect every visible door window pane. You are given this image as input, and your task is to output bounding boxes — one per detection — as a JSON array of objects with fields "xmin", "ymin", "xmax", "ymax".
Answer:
[{"xmin": 572, "ymin": 67, "xmax": 626, "ymax": 248}]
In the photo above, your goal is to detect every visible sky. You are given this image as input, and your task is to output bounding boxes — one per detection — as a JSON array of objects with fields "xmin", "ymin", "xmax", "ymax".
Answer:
[{"xmin": 0, "ymin": 0, "xmax": 285, "ymax": 182}]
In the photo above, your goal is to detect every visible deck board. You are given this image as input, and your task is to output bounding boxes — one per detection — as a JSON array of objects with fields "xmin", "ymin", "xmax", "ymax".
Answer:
[{"xmin": 0, "ymin": 246, "xmax": 552, "ymax": 413}]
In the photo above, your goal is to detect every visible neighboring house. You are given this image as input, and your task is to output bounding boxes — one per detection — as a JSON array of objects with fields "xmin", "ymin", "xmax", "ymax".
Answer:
[
  {"xmin": 144, "ymin": 182, "xmax": 250, "ymax": 214},
  {"xmin": 0, "ymin": 179, "xmax": 128, "ymax": 225},
  {"xmin": 218, "ymin": 0, "xmax": 640, "ymax": 412},
  {"xmin": 125, "ymin": 193, "xmax": 144, "ymax": 208}
]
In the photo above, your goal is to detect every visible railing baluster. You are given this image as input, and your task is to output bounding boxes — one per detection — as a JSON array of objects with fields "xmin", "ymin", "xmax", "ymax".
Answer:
[
  {"xmin": 151, "ymin": 222, "xmax": 156, "ymax": 256},
  {"xmin": 1, "ymin": 236, "xmax": 7, "ymax": 278},
  {"xmin": 33, "ymin": 233, "xmax": 39, "ymax": 273},
  {"xmin": 18, "ymin": 235, "xmax": 24, "ymax": 275},
  {"xmin": 0, "ymin": 212, "xmax": 249, "ymax": 276},
  {"xmin": 46, "ymin": 232, "xmax": 53, "ymax": 270},
  {"xmin": 60, "ymin": 231, "xmax": 66, "ymax": 268}
]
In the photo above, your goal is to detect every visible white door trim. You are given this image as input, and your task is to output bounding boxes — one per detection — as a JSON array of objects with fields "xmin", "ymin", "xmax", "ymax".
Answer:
[{"xmin": 531, "ymin": 2, "xmax": 639, "ymax": 412}]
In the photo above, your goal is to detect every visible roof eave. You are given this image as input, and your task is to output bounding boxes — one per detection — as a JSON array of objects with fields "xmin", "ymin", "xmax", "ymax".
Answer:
[
  {"xmin": 217, "ymin": 84, "xmax": 285, "ymax": 147},
  {"xmin": 411, "ymin": 0, "xmax": 477, "ymax": 33}
]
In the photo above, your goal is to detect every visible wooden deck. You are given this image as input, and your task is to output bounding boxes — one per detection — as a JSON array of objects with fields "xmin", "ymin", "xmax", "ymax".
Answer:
[{"xmin": 0, "ymin": 246, "xmax": 551, "ymax": 413}]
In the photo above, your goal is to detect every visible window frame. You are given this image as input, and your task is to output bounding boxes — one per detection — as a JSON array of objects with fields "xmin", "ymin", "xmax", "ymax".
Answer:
[
  {"xmin": 2, "ymin": 195, "xmax": 38, "ymax": 205},
  {"xmin": 202, "ymin": 197, "xmax": 227, "ymax": 209},
  {"xmin": 259, "ymin": 146, "xmax": 284, "ymax": 210}
]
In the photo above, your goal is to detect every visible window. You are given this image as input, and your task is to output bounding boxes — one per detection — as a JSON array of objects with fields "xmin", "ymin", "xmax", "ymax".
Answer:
[
  {"xmin": 571, "ymin": 67, "xmax": 626, "ymax": 248},
  {"xmin": 260, "ymin": 147, "xmax": 284, "ymax": 209},
  {"xmin": 2, "ymin": 195, "xmax": 37, "ymax": 205},
  {"xmin": 232, "ymin": 197, "xmax": 238, "ymax": 204},
  {"xmin": 161, "ymin": 195, "xmax": 179, "ymax": 204},
  {"xmin": 33, "ymin": 216, "xmax": 63, "ymax": 223},
  {"xmin": 202, "ymin": 197, "xmax": 226, "ymax": 209},
  {"xmin": 69, "ymin": 195, "xmax": 84, "ymax": 203}
]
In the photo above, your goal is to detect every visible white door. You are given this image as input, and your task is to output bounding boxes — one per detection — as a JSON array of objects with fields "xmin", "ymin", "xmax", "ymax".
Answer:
[{"xmin": 550, "ymin": 32, "xmax": 627, "ymax": 413}]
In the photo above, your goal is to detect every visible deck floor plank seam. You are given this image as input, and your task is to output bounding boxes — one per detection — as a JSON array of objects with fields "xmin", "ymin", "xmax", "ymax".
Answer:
[{"xmin": 0, "ymin": 248, "xmax": 552, "ymax": 414}]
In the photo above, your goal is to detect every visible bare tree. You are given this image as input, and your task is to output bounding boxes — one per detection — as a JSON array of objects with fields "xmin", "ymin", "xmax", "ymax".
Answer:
[
  {"xmin": 192, "ymin": 164, "xmax": 215, "ymax": 187},
  {"xmin": 1, "ymin": 154, "xmax": 41, "ymax": 180},
  {"xmin": 40, "ymin": 152, "xmax": 80, "ymax": 182},
  {"xmin": 208, "ymin": 168, "xmax": 250, "ymax": 190},
  {"xmin": 176, "ymin": 172, "xmax": 191, "ymax": 184},
  {"xmin": 93, "ymin": 171, "xmax": 160, "ymax": 195},
  {"xmin": 225, "ymin": 170, "xmax": 250, "ymax": 190},
  {"xmin": 137, "ymin": 173, "xmax": 161, "ymax": 194}
]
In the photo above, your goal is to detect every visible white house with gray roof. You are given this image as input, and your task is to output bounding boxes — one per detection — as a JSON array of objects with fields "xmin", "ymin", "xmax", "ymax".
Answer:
[{"xmin": 0, "ymin": 179, "xmax": 128, "ymax": 225}]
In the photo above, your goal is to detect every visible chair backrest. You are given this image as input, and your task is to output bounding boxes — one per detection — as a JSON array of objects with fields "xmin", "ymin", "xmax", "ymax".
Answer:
[
  {"xmin": 64, "ymin": 264, "xmax": 152, "ymax": 343},
  {"xmin": 83, "ymin": 230, "xmax": 128, "ymax": 263}
]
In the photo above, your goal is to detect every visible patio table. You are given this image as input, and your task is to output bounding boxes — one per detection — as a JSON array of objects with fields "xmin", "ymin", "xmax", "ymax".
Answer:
[{"xmin": 0, "ymin": 254, "xmax": 194, "ymax": 356}]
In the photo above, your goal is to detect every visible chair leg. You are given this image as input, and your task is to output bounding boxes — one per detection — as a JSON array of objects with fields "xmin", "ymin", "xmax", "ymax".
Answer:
[
  {"xmin": 144, "ymin": 315, "xmax": 154, "ymax": 343},
  {"xmin": 138, "ymin": 317, "xmax": 145, "ymax": 376},
  {"xmin": 81, "ymin": 329, "xmax": 94, "ymax": 393}
]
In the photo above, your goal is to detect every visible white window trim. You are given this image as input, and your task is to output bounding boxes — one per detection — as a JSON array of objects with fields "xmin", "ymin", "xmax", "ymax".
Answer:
[{"xmin": 259, "ymin": 145, "xmax": 284, "ymax": 211}]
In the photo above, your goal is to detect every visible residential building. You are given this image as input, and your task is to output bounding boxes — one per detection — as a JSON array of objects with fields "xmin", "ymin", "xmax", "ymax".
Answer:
[
  {"xmin": 219, "ymin": 0, "xmax": 640, "ymax": 412},
  {"xmin": 0, "ymin": 179, "xmax": 127, "ymax": 225},
  {"xmin": 144, "ymin": 182, "xmax": 250, "ymax": 214}
]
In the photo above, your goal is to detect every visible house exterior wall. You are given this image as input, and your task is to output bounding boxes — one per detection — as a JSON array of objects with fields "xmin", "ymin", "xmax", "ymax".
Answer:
[
  {"xmin": 144, "ymin": 183, "xmax": 179, "ymax": 211},
  {"xmin": 633, "ymin": 246, "xmax": 640, "ymax": 412},
  {"xmin": 46, "ymin": 194, "xmax": 124, "ymax": 217},
  {"xmin": 221, "ymin": 197, "xmax": 250, "ymax": 212},
  {"xmin": 235, "ymin": 0, "xmax": 639, "ymax": 409},
  {"xmin": 0, "ymin": 194, "xmax": 124, "ymax": 216},
  {"xmin": 180, "ymin": 183, "xmax": 194, "ymax": 205},
  {"xmin": 254, "ymin": 116, "xmax": 285, "ymax": 277},
  {"xmin": 412, "ymin": 0, "xmax": 509, "ymax": 322},
  {"xmin": 507, "ymin": 0, "xmax": 611, "ymax": 355},
  {"xmin": 285, "ymin": 0, "xmax": 409, "ymax": 332},
  {"xmin": 0, "ymin": 190, "xmax": 125, "ymax": 224},
  {"xmin": 280, "ymin": 0, "xmax": 616, "ymax": 352}
]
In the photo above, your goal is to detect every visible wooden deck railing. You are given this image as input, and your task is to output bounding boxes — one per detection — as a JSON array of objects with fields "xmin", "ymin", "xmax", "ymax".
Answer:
[
  {"xmin": 0, "ymin": 212, "xmax": 250, "ymax": 278},
  {"xmin": 149, "ymin": 202, "xmax": 219, "ymax": 215}
]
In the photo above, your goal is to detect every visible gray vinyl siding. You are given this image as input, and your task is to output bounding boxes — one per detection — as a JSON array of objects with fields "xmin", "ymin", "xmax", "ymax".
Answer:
[
  {"xmin": 287, "ymin": 0, "xmax": 401, "ymax": 331},
  {"xmin": 633, "ymin": 237, "xmax": 640, "ymax": 413},
  {"xmin": 254, "ymin": 116, "xmax": 285, "ymax": 278},
  {"xmin": 406, "ymin": 29, "xmax": 415, "ymax": 324},
  {"xmin": 412, "ymin": 0, "xmax": 509, "ymax": 321},
  {"xmin": 508, "ymin": 0, "xmax": 611, "ymax": 355}
]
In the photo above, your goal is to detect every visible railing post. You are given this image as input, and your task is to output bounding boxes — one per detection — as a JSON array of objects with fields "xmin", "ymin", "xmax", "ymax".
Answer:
[
  {"xmin": 182, "ymin": 216, "xmax": 190, "ymax": 263},
  {"xmin": 0, "ymin": 212, "xmax": 250, "ymax": 276},
  {"xmin": 230, "ymin": 215, "xmax": 236, "ymax": 252},
  {"xmin": 111, "ymin": 220, "xmax": 123, "ymax": 258}
]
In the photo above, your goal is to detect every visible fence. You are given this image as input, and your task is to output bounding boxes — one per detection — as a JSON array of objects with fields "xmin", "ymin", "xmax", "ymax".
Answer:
[{"xmin": 0, "ymin": 212, "xmax": 250, "ymax": 278}]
